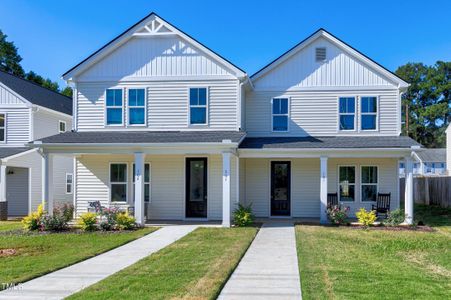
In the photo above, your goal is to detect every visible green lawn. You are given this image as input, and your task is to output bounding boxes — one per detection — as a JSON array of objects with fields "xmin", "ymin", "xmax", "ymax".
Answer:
[
  {"xmin": 296, "ymin": 206, "xmax": 451, "ymax": 300},
  {"xmin": 0, "ymin": 227, "xmax": 158, "ymax": 286},
  {"xmin": 68, "ymin": 227, "xmax": 258, "ymax": 300},
  {"xmin": 0, "ymin": 221, "xmax": 22, "ymax": 232}
]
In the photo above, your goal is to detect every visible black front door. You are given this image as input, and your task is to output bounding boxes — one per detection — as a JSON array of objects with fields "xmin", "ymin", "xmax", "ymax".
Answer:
[
  {"xmin": 271, "ymin": 161, "xmax": 291, "ymax": 216},
  {"xmin": 186, "ymin": 158, "xmax": 207, "ymax": 218}
]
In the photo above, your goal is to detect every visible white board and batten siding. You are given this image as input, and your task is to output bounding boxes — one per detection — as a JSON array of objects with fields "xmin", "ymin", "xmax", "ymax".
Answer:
[
  {"xmin": 75, "ymin": 154, "xmax": 237, "ymax": 220},
  {"xmin": 242, "ymin": 158, "xmax": 398, "ymax": 218}
]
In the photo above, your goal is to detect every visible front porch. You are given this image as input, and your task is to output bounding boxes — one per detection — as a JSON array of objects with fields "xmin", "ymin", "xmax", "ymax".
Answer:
[{"xmin": 41, "ymin": 151, "xmax": 416, "ymax": 227}]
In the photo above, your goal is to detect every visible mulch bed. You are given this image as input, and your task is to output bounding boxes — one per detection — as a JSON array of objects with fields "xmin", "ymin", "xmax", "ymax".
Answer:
[{"xmin": 348, "ymin": 224, "xmax": 434, "ymax": 232}]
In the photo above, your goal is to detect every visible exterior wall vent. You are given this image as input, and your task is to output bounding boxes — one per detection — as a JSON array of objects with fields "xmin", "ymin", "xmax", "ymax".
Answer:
[{"xmin": 315, "ymin": 47, "xmax": 327, "ymax": 62}]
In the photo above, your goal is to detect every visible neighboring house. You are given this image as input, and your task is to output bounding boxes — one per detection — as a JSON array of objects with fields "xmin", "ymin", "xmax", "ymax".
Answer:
[
  {"xmin": 0, "ymin": 70, "xmax": 73, "ymax": 218},
  {"xmin": 399, "ymin": 149, "xmax": 446, "ymax": 176},
  {"xmin": 32, "ymin": 13, "xmax": 420, "ymax": 226}
]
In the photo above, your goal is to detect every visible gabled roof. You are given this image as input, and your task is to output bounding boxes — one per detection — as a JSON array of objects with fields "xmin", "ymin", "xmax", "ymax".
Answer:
[
  {"xmin": 251, "ymin": 28, "xmax": 409, "ymax": 88},
  {"xmin": 33, "ymin": 131, "xmax": 246, "ymax": 145},
  {"xmin": 415, "ymin": 148, "xmax": 446, "ymax": 163},
  {"xmin": 63, "ymin": 12, "xmax": 246, "ymax": 81},
  {"xmin": 0, "ymin": 70, "xmax": 72, "ymax": 115},
  {"xmin": 239, "ymin": 136, "xmax": 421, "ymax": 149}
]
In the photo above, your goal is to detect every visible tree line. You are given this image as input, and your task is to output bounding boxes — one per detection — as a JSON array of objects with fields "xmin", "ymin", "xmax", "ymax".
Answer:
[
  {"xmin": 0, "ymin": 29, "xmax": 72, "ymax": 97},
  {"xmin": 0, "ymin": 29, "xmax": 450, "ymax": 148}
]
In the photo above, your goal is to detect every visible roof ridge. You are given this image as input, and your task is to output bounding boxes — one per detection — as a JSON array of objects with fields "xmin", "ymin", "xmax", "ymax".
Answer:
[{"xmin": 0, "ymin": 69, "xmax": 72, "ymax": 100}]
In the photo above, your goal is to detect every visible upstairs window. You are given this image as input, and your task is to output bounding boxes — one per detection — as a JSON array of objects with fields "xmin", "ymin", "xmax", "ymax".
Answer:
[
  {"xmin": 0, "ymin": 114, "xmax": 5, "ymax": 142},
  {"xmin": 128, "ymin": 89, "xmax": 146, "ymax": 125},
  {"xmin": 189, "ymin": 88, "xmax": 207, "ymax": 125},
  {"xmin": 339, "ymin": 166, "xmax": 355, "ymax": 202},
  {"xmin": 339, "ymin": 97, "xmax": 355, "ymax": 130},
  {"xmin": 110, "ymin": 163, "xmax": 127, "ymax": 202},
  {"xmin": 59, "ymin": 120, "xmax": 66, "ymax": 133},
  {"xmin": 361, "ymin": 166, "xmax": 378, "ymax": 202},
  {"xmin": 106, "ymin": 89, "xmax": 123, "ymax": 125},
  {"xmin": 272, "ymin": 98, "xmax": 289, "ymax": 132},
  {"xmin": 361, "ymin": 97, "xmax": 377, "ymax": 130}
]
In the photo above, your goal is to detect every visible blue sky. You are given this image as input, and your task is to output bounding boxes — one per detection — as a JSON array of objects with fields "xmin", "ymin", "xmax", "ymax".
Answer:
[{"xmin": 1, "ymin": 0, "xmax": 450, "ymax": 87}]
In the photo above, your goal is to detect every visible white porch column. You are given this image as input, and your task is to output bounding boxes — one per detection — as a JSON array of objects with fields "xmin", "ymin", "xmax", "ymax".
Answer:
[
  {"xmin": 222, "ymin": 152, "xmax": 231, "ymax": 227},
  {"xmin": 404, "ymin": 157, "xmax": 414, "ymax": 225},
  {"xmin": 42, "ymin": 153, "xmax": 54, "ymax": 215},
  {"xmin": 134, "ymin": 152, "xmax": 145, "ymax": 226},
  {"xmin": 0, "ymin": 165, "xmax": 6, "ymax": 203},
  {"xmin": 320, "ymin": 156, "xmax": 328, "ymax": 224}
]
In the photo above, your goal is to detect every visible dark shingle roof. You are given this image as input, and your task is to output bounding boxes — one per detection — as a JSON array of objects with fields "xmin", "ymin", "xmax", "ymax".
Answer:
[
  {"xmin": 35, "ymin": 131, "xmax": 246, "ymax": 144},
  {"xmin": 239, "ymin": 136, "xmax": 421, "ymax": 149},
  {"xmin": 416, "ymin": 148, "xmax": 446, "ymax": 162},
  {"xmin": 0, "ymin": 70, "xmax": 72, "ymax": 115},
  {"xmin": 0, "ymin": 147, "xmax": 30, "ymax": 159}
]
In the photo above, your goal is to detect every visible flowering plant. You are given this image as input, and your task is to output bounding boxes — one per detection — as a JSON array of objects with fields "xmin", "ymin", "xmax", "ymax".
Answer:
[{"xmin": 326, "ymin": 205, "xmax": 350, "ymax": 225}]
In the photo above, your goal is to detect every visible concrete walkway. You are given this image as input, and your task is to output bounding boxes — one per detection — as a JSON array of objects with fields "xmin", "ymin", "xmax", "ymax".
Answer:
[
  {"xmin": 218, "ymin": 222, "xmax": 302, "ymax": 300},
  {"xmin": 0, "ymin": 225, "xmax": 197, "ymax": 300}
]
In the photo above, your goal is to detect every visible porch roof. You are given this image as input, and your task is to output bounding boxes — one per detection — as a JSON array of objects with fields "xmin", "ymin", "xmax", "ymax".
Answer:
[
  {"xmin": 32, "ymin": 131, "xmax": 246, "ymax": 145},
  {"xmin": 239, "ymin": 136, "xmax": 421, "ymax": 149},
  {"xmin": 0, "ymin": 147, "xmax": 30, "ymax": 159}
]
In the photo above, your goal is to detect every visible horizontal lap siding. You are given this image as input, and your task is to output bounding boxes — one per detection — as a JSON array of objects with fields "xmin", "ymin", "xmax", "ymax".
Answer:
[
  {"xmin": 33, "ymin": 109, "xmax": 72, "ymax": 140},
  {"xmin": 243, "ymin": 158, "xmax": 399, "ymax": 218},
  {"xmin": 246, "ymin": 89, "xmax": 399, "ymax": 137},
  {"xmin": 76, "ymin": 154, "xmax": 233, "ymax": 220},
  {"xmin": 0, "ymin": 108, "xmax": 31, "ymax": 146},
  {"xmin": 76, "ymin": 80, "xmax": 238, "ymax": 131},
  {"xmin": 327, "ymin": 158, "xmax": 399, "ymax": 213}
]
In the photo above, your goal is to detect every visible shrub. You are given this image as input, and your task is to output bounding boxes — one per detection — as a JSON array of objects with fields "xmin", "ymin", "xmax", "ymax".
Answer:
[
  {"xmin": 116, "ymin": 212, "xmax": 136, "ymax": 230},
  {"xmin": 384, "ymin": 208, "xmax": 405, "ymax": 226},
  {"xmin": 41, "ymin": 204, "xmax": 74, "ymax": 232},
  {"xmin": 356, "ymin": 208, "xmax": 377, "ymax": 227},
  {"xmin": 326, "ymin": 205, "xmax": 349, "ymax": 225},
  {"xmin": 77, "ymin": 212, "xmax": 97, "ymax": 231},
  {"xmin": 98, "ymin": 207, "xmax": 120, "ymax": 231},
  {"xmin": 233, "ymin": 204, "xmax": 254, "ymax": 227},
  {"xmin": 22, "ymin": 203, "xmax": 45, "ymax": 230}
]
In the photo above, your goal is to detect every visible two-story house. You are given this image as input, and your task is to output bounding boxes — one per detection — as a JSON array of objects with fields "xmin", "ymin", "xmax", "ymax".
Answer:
[
  {"xmin": 32, "ymin": 13, "xmax": 420, "ymax": 226},
  {"xmin": 0, "ymin": 70, "xmax": 73, "ymax": 218}
]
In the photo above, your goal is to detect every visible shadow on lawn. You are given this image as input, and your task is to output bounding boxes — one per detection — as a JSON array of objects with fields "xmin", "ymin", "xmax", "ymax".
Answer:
[{"xmin": 414, "ymin": 204, "xmax": 451, "ymax": 227}]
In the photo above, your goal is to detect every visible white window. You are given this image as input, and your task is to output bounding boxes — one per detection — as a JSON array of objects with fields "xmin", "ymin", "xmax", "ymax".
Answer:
[
  {"xmin": 110, "ymin": 163, "xmax": 127, "ymax": 202},
  {"xmin": 0, "ymin": 113, "xmax": 5, "ymax": 142},
  {"xmin": 189, "ymin": 88, "xmax": 207, "ymax": 125},
  {"xmin": 106, "ymin": 89, "xmax": 123, "ymax": 125},
  {"xmin": 361, "ymin": 97, "xmax": 377, "ymax": 130},
  {"xmin": 133, "ymin": 163, "xmax": 151, "ymax": 203},
  {"xmin": 272, "ymin": 98, "xmax": 289, "ymax": 132},
  {"xmin": 128, "ymin": 89, "xmax": 146, "ymax": 125},
  {"xmin": 59, "ymin": 120, "xmax": 66, "ymax": 133},
  {"xmin": 361, "ymin": 166, "xmax": 378, "ymax": 202},
  {"xmin": 339, "ymin": 166, "xmax": 355, "ymax": 202},
  {"xmin": 339, "ymin": 97, "xmax": 355, "ymax": 130},
  {"xmin": 66, "ymin": 173, "xmax": 73, "ymax": 194}
]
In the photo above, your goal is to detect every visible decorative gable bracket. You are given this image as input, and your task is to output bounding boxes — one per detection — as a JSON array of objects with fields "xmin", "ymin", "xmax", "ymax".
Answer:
[{"xmin": 133, "ymin": 19, "xmax": 176, "ymax": 36}]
